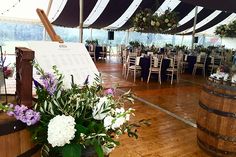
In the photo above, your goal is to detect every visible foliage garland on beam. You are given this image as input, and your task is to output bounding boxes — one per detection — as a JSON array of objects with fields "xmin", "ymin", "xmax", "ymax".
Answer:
[
  {"xmin": 215, "ymin": 20, "xmax": 236, "ymax": 37},
  {"xmin": 132, "ymin": 8, "xmax": 179, "ymax": 33}
]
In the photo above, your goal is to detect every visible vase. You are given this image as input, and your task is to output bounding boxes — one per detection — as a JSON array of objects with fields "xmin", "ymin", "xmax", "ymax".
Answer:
[{"xmin": 81, "ymin": 147, "xmax": 109, "ymax": 157}]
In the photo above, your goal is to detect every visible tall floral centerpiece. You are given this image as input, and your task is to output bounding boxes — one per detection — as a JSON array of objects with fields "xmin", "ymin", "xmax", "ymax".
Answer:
[
  {"xmin": 0, "ymin": 63, "xmax": 147, "ymax": 157},
  {"xmin": 132, "ymin": 8, "xmax": 179, "ymax": 33}
]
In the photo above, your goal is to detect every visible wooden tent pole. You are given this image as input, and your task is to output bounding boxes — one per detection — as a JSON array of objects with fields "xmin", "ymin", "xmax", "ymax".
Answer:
[
  {"xmin": 79, "ymin": 0, "xmax": 84, "ymax": 43},
  {"xmin": 191, "ymin": 6, "xmax": 198, "ymax": 50}
]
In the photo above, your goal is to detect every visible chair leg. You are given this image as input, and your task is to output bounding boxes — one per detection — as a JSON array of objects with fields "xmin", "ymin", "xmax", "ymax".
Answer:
[
  {"xmin": 134, "ymin": 70, "xmax": 136, "ymax": 83},
  {"xmin": 171, "ymin": 72, "xmax": 174, "ymax": 85},
  {"xmin": 126, "ymin": 69, "xmax": 129, "ymax": 80},
  {"xmin": 203, "ymin": 67, "xmax": 205, "ymax": 77},
  {"xmin": 147, "ymin": 71, "xmax": 151, "ymax": 83},
  {"xmin": 177, "ymin": 71, "xmax": 179, "ymax": 83},
  {"xmin": 192, "ymin": 66, "xmax": 196, "ymax": 76},
  {"xmin": 159, "ymin": 71, "xmax": 161, "ymax": 85}
]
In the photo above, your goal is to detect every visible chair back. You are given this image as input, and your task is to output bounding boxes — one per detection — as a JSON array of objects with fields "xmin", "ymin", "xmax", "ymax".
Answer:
[
  {"xmin": 122, "ymin": 50, "xmax": 128, "ymax": 64},
  {"xmin": 128, "ymin": 53, "xmax": 138, "ymax": 66},
  {"xmin": 212, "ymin": 57, "xmax": 222, "ymax": 66},
  {"xmin": 150, "ymin": 55, "xmax": 163, "ymax": 69},
  {"xmin": 89, "ymin": 44, "xmax": 95, "ymax": 52},
  {"xmin": 170, "ymin": 55, "xmax": 181, "ymax": 70}
]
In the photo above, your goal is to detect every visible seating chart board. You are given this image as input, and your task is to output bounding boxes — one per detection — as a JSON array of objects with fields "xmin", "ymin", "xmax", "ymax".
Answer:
[{"xmin": 28, "ymin": 41, "xmax": 99, "ymax": 88}]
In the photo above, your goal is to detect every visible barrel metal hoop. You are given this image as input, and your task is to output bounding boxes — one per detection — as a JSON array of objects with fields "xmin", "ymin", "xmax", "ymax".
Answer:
[
  {"xmin": 197, "ymin": 137, "xmax": 236, "ymax": 156},
  {"xmin": 197, "ymin": 123, "xmax": 236, "ymax": 142},
  {"xmin": 199, "ymin": 101, "xmax": 236, "ymax": 119},
  {"xmin": 203, "ymin": 86, "xmax": 236, "ymax": 100},
  {"xmin": 17, "ymin": 144, "xmax": 42, "ymax": 157},
  {"xmin": 0, "ymin": 120, "xmax": 26, "ymax": 136}
]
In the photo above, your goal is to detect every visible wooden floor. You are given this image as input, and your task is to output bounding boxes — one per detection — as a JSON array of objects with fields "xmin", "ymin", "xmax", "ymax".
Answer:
[{"xmin": 96, "ymin": 56, "xmax": 212, "ymax": 157}]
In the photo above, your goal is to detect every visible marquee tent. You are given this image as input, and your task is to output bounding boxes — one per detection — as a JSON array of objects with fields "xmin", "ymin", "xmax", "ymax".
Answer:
[{"xmin": 0, "ymin": 0, "xmax": 236, "ymax": 36}]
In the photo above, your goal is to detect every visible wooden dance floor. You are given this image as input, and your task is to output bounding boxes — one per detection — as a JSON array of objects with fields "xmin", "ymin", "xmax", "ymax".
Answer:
[{"xmin": 96, "ymin": 57, "xmax": 211, "ymax": 157}]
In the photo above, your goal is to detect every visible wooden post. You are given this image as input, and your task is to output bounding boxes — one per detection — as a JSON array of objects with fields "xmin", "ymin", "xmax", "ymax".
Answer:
[
  {"xmin": 191, "ymin": 6, "xmax": 198, "ymax": 50},
  {"xmin": 79, "ymin": 0, "xmax": 84, "ymax": 43},
  {"xmin": 15, "ymin": 47, "xmax": 34, "ymax": 107}
]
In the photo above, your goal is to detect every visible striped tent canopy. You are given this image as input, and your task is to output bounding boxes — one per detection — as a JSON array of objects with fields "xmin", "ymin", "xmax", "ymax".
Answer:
[{"xmin": 52, "ymin": 0, "xmax": 236, "ymax": 35}]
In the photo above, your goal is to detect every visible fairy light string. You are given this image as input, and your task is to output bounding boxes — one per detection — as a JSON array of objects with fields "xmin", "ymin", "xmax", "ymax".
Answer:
[{"xmin": 0, "ymin": 0, "xmax": 21, "ymax": 15}]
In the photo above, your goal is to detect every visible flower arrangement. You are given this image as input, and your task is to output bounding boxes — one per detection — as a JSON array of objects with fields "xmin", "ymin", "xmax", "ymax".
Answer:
[
  {"xmin": 209, "ymin": 63, "xmax": 236, "ymax": 86},
  {"xmin": 132, "ymin": 8, "xmax": 179, "ymax": 33},
  {"xmin": 0, "ymin": 63, "xmax": 147, "ymax": 157},
  {"xmin": 2, "ymin": 66, "xmax": 14, "ymax": 79},
  {"xmin": 215, "ymin": 20, "xmax": 236, "ymax": 37},
  {"xmin": 0, "ymin": 52, "xmax": 14, "ymax": 79}
]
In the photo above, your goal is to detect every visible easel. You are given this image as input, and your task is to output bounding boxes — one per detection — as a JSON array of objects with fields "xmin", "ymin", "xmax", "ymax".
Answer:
[
  {"xmin": 36, "ymin": 8, "xmax": 64, "ymax": 43},
  {"xmin": 16, "ymin": 9, "xmax": 64, "ymax": 107}
]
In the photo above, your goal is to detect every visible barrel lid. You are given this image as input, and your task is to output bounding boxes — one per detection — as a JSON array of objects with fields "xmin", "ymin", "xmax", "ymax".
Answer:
[{"xmin": 0, "ymin": 113, "xmax": 26, "ymax": 136}]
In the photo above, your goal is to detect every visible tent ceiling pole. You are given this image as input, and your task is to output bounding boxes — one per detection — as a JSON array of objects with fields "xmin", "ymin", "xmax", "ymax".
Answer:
[
  {"xmin": 79, "ymin": 0, "xmax": 84, "ymax": 43},
  {"xmin": 191, "ymin": 6, "xmax": 198, "ymax": 50},
  {"xmin": 90, "ymin": 28, "xmax": 93, "ymax": 40},
  {"xmin": 43, "ymin": 0, "xmax": 53, "ymax": 41}
]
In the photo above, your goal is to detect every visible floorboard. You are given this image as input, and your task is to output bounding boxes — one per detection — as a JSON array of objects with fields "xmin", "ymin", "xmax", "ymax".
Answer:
[{"xmin": 96, "ymin": 56, "xmax": 212, "ymax": 157}]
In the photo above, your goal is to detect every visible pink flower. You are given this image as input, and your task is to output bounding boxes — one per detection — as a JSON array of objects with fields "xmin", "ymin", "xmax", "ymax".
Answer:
[{"xmin": 104, "ymin": 88, "xmax": 114, "ymax": 96}]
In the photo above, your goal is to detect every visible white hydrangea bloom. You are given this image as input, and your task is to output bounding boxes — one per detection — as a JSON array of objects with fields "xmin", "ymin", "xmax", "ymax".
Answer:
[
  {"xmin": 104, "ymin": 116, "xmax": 113, "ymax": 129},
  {"xmin": 112, "ymin": 117, "xmax": 126, "ymax": 130},
  {"xmin": 125, "ymin": 114, "xmax": 130, "ymax": 121},
  {"xmin": 93, "ymin": 97, "xmax": 110, "ymax": 120},
  {"xmin": 115, "ymin": 107, "xmax": 125, "ymax": 114},
  {"xmin": 47, "ymin": 115, "xmax": 76, "ymax": 147}
]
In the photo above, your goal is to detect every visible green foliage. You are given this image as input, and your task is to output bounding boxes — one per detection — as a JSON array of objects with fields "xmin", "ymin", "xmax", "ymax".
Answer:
[
  {"xmin": 129, "ymin": 41, "xmax": 141, "ymax": 48},
  {"xmin": 215, "ymin": 20, "xmax": 236, "ymax": 37},
  {"xmin": 62, "ymin": 144, "xmax": 82, "ymax": 157},
  {"xmin": 132, "ymin": 8, "xmax": 179, "ymax": 33},
  {"xmin": 29, "ymin": 63, "xmax": 142, "ymax": 157},
  {"xmin": 85, "ymin": 39, "xmax": 99, "ymax": 45}
]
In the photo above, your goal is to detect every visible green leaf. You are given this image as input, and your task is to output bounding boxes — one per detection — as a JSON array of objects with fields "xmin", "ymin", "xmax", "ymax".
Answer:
[
  {"xmin": 44, "ymin": 101, "xmax": 48, "ymax": 110},
  {"xmin": 53, "ymin": 99, "xmax": 60, "ymax": 107},
  {"xmin": 62, "ymin": 144, "xmax": 81, "ymax": 157},
  {"xmin": 56, "ymin": 90, "xmax": 61, "ymax": 99},
  {"xmin": 75, "ymin": 124, "xmax": 88, "ymax": 134},
  {"xmin": 95, "ymin": 144, "xmax": 104, "ymax": 157}
]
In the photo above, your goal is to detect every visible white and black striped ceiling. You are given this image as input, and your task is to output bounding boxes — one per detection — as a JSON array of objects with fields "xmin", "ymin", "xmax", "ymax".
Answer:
[{"xmin": 52, "ymin": 0, "xmax": 236, "ymax": 35}]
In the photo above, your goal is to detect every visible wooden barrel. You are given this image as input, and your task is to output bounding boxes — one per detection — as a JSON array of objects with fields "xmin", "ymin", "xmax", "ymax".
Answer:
[
  {"xmin": 197, "ymin": 81, "xmax": 236, "ymax": 156},
  {"xmin": 0, "ymin": 113, "xmax": 41, "ymax": 157}
]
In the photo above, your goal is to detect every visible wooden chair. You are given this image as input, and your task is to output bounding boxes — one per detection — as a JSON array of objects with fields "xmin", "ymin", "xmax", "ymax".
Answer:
[
  {"xmin": 208, "ymin": 56, "xmax": 222, "ymax": 74},
  {"xmin": 126, "ymin": 53, "xmax": 141, "ymax": 83},
  {"xmin": 122, "ymin": 50, "xmax": 128, "ymax": 78},
  {"xmin": 88, "ymin": 44, "xmax": 96, "ymax": 62},
  {"xmin": 99, "ymin": 45, "xmax": 107, "ymax": 60},
  {"xmin": 166, "ymin": 56, "xmax": 180, "ymax": 85},
  {"xmin": 147, "ymin": 55, "xmax": 163, "ymax": 84},
  {"xmin": 180, "ymin": 54, "xmax": 188, "ymax": 73},
  {"xmin": 192, "ymin": 55, "xmax": 207, "ymax": 77}
]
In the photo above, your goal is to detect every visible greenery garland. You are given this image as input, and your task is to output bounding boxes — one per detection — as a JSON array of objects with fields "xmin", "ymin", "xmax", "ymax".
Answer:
[
  {"xmin": 215, "ymin": 20, "xmax": 236, "ymax": 37},
  {"xmin": 132, "ymin": 8, "xmax": 179, "ymax": 33}
]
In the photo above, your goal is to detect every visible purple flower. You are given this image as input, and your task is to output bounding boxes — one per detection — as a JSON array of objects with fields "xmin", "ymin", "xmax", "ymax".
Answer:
[
  {"xmin": 105, "ymin": 88, "xmax": 114, "ymax": 96},
  {"xmin": 24, "ymin": 109, "xmax": 41, "ymax": 126},
  {"xmin": 40, "ymin": 72, "xmax": 57, "ymax": 95},
  {"xmin": 6, "ymin": 104, "xmax": 14, "ymax": 116},
  {"xmin": 33, "ymin": 78, "xmax": 43, "ymax": 89},
  {"xmin": 7, "ymin": 104, "xmax": 40, "ymax": 126}
]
